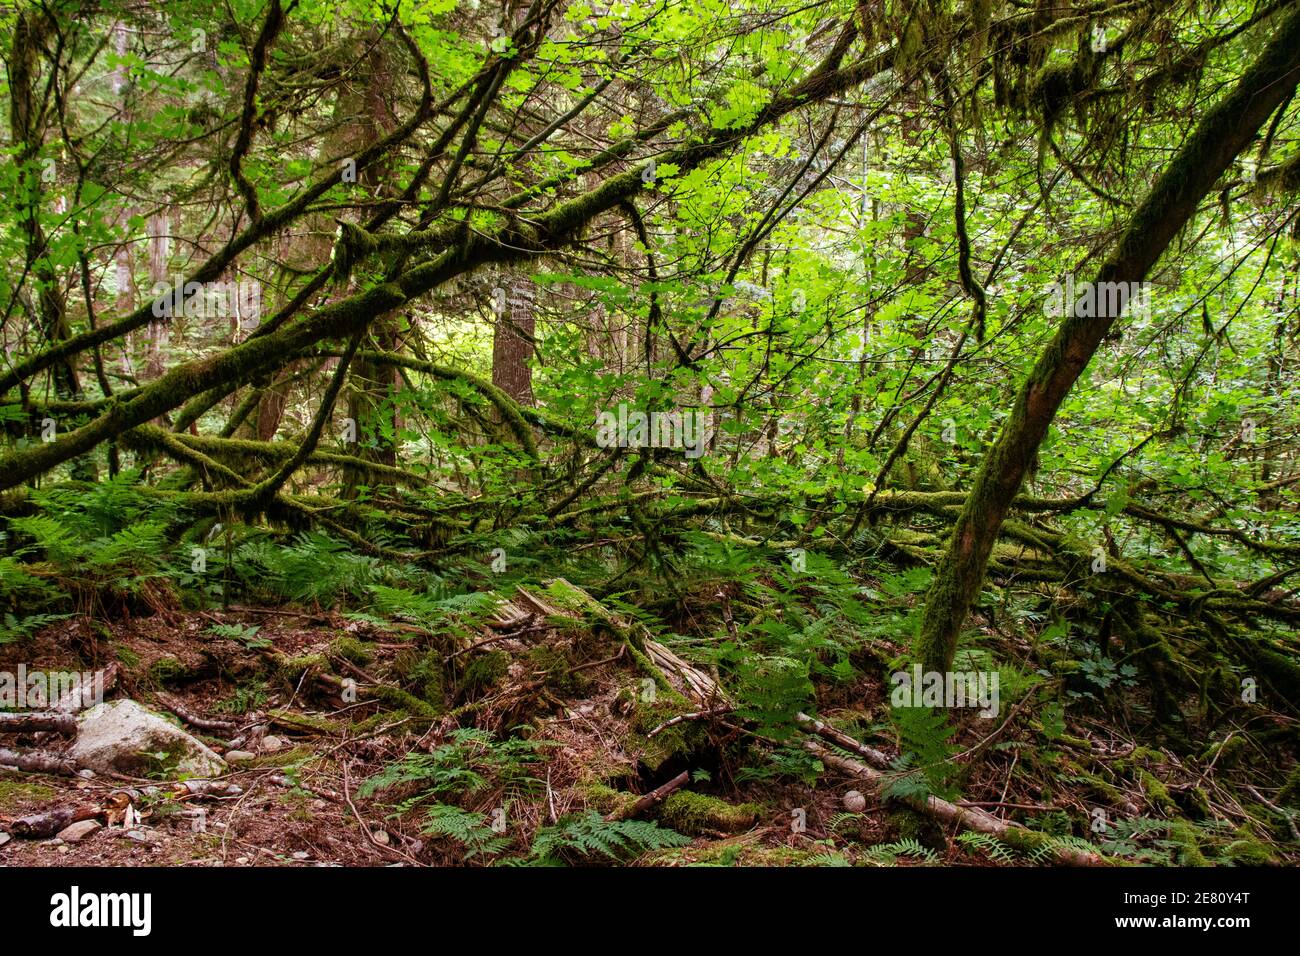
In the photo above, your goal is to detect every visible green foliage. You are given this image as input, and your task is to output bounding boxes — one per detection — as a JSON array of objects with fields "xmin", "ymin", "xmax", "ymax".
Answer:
[
  {"xmin": 884, "ymin": 705, "xmax": 961, "ymax": 802},
  {"xmin": 861, "ymin": 838, "xmax": 940, "ymax": 866},
  {"xmin": 360, "ymin": 729, "xmax": 551, "ymax": 811},
  {"xmin": 421, "ymin": 804, "xmax": 512, "ymax": 860},
  {"xmin": 527, "ymin": 811, "xmax": 689, "ymax": 864}
]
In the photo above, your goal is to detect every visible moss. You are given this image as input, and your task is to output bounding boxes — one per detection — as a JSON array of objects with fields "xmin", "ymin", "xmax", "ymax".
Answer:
[
  {"xmin": 268, "ymin": 709, "xmax": 342, "ymax": 735},
  {"xmin": 1167, "ymin": 820, "xmax": 1209, "ymax": 866},
  {"xmin": 330, "ymin": 636, "xmax": 373, "ymax": 666},
  {"xmin": 528, "ymin": 644, "xmax": 590, "ymax": 696},
  {"xmin": 886, "ymin": 805, "xmax": 946, "ymax": 850},
  {"xmin": 147, "ymin": 656, "xmax": 194, "ymax": 686},
  {"xmin": 238, "ymin": 745, "xmax": 316, "ymax": 770},
  {"xmin": 374, "ymin": 683, "xmax": 441, "ymax": 718},
  {"xmin": 657, "ymin": 791, "xmax": 761, "ymax": 835},
  {"xmin": 645, "ymin": 837, "xmax": 843, "ymax": 867},
  {"xmin": 544, "ymin": 578, "xmax": 599, "ymax": 615},
  {"xmin": 1277, "ymin": 763, "xmax": 1300, "ymax": 809},
  {"xmin": 115, "ymin": 646, "xmax": 141, "ymax": 670},
  {"xmin": 0, "ymin": 777, "xmax": 57, "ymax": 810},
  {"xmin": 1225, "ymin": 824, "xmax": 1277, "ymax": 865},
  {"xmin": 627, "ymin": 690, "xmax": 698, "ymax": 771},
  {"xmin": 1138, "ymin": 769, "xmax": 1177, "ymax": 814},
  {"xmin": 581, "ymin": 783, "xmax": 638, "ymax": 818},
  {"xmin": 275, "ymin": 652, "xmax": 329, "ymax": 677},
  {"xmin": 460, "ymin": 650, "xmax": 509, "ymax": 693},
  {"xmin": 394, "ymin": 648, "xmax": 444, "ymax": 706}
]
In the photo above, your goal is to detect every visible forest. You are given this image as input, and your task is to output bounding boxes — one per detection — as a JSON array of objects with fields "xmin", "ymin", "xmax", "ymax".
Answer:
[{"xmin": 0, "ymin": 0, "xmax": 1298, "ymax": 874}]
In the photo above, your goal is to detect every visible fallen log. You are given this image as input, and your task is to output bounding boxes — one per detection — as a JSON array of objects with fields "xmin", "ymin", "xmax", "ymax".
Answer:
[
  {"xmin": 0, "ymin": 747, "xmax": 81, "ymax": 776},
  {"xmin": 0, "ymin": 712, "xmax": 78, "ymax": 736},
  {"xmin": 804, "ymin": 739, "xmax": 1108, "ymax": 866},
  {"xmin": 3, "ymin": 805, "xmax": 101, "ymax": 839}
]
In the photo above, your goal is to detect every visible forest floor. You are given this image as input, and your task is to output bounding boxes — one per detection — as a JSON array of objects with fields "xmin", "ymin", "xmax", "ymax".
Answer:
[{"xmin": 0, "ymin": 574, "xmax": 1294, "ymax": 867}]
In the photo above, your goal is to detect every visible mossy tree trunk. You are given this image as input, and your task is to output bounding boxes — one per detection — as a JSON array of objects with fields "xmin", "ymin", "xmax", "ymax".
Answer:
[{"xmin": 914, "ymin": 5, "xmax": 1300, "ymax": 673}]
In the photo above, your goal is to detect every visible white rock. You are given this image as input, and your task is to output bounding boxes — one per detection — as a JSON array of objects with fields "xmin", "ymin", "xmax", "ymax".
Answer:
[
  {"xmin": 260, "ymin": 735, "xmax": 284, "ymax": 753},
  {"xmin": 224, "ymin": 750, "xmax": 257, "ymax": 763},
  {"xmin": 0, "ymin": 832, "xmax": 10, "ymax": 847},
  {"xmin": 57, "ymin": 820, "xmax": 102, "ymax": 844},
  {"xmin": 70, "ymin": 700, "xmax": 227, "ymax": 778},
  {"xmin": 843, "ymin": 790, "xmax": 867, "ymax": 813}
]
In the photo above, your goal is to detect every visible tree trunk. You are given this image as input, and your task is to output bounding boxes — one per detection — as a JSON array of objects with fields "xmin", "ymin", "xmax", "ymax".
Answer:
[
  {"xmin": 914, "ymin": 6, "xmax": 1300, "ymax": 673},
  {"xmin": 492, "ymin": 276, "xmax": 537, "ymax": 406}
]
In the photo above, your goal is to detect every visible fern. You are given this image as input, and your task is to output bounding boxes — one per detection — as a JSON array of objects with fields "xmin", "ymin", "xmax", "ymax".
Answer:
[
  {"xmin": 422, "ymin": 803, "xmax": 511, "ymax": 859},
  {"xmin": 360, "ymin": 729, "xmax": 549, "ymax": 806},
  {"xmin": 956, "ymin": 831, "xmax": 1016, "ymax": 864},
  {"xmin": 886, "ymin": 704, "xmax": 961, "ymax": 801},
  {"xmin": 528, "ymin": 811, "xmax": 689, "ymax": 864},
  {"xmin": 861, "ymin": 837, "xmax": 940, "ymax": 866}
]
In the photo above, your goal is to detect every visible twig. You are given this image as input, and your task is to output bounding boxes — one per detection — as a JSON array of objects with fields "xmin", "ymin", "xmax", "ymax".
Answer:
[
  {"xmin": 606, "ymin": 771, "xmax": 689, "ymax": 822},
  {"xmin": 647, "ymin": 707, "xmax": 732, "ymax": 739}
]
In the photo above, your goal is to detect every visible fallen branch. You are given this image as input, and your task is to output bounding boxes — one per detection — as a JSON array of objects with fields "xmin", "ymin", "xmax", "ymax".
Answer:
[
  {"xmin": 606, "ymin": 770, "xmax": 690, "ymax": 822},
  {"xmin": 804, "ymin": 739, "xmax": 1108, "ymax": 866},
  {"xmin": 0, "ymin": 712, "xmax": 78, "ymax": 736},
  {"xmin": 4, "ymin": 806, "xmax": 98, "ymax": 839},
  {"xmin": 647, "ymin": 708, "xmax": 732, "ymax": 739},
  {"xmin": 0, "ymin": 747, "xmax": 82, "ymax": 776},
  {"xmin": 156, "ymin": 693, "xmax": 239, "ymax": 735},
  {"xmin": 796, "ymin": 712, "xmax": 892, "ymax": 769}
]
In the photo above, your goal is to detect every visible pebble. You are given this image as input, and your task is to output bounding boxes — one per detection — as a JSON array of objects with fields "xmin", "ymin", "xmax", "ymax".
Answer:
[
  {"xmin": 0, "ymin": 832, "xmax": 10, "ymax": 848},
  {"xmin": 261, "ymin": 735, "xmax": 284, "ymax": 753},
  {"xmin": 843, "ymin": 790, "xmax": 867, "ymax": 813},
  {"xmin": 224, "ymin": 750, "xmax": 257, "ymax": 763},
  {"xmin": 235, "ymin": 856, "xmax": 249, "ymax": 865},
  {"xmin": 291, "ymin": 851, "xmax": 309, "ymax": 860}
]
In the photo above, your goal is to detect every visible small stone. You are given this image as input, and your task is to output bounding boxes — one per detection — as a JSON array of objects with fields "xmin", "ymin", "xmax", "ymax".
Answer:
[
  {"xmin": 0, "ymin": 832, "xmax": 11, "ymax": 847},
  {"xmin": 291, "ymin": 851, "xmax": 309, "ymax": 860},
  {"xmin": 260, "ymin": 735, "xmax": 284, "ymax": 753},
  {"xmin": 372, "ymin": 830, "xmax": 390, "ymax": 846},
  {"xmin": 77, "ymin": 769, "xmax": 96, "ymax": 779},
  {"xmin": 224, "ymin": 750, "xmax": 257, "ymax": 763},
  {"xmin": 235, "ymin": 856, "xmax": 249, "ymax": 865},
  {"xmin": 57, "ymin": 820, "xmax": 102, "ymax": 844},
  {"xmin": 120, "ymin": 828, "xmax": 157, "ymax": 844},
  {"xmin": 58, "ymin": 845, "xmax": 70, "ymax": 854},
  {"xmin": 843, "ymin": 790, "xmax": 867, "ymax": 813},
  {"xmin": 311, "ymin": 800, "xmax": 327, "ymax": 811}
]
